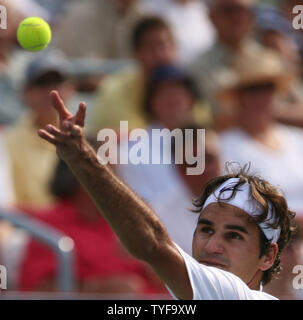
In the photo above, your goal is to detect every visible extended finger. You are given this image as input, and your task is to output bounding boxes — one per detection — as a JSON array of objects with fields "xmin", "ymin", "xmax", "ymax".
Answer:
[
  {"xmin": 75, "ymin": 102, "xmax": 86, "ymax": 127},
  {"xmin": 70, "ymin": 124, "xmax": 82, "ymax": 137},
  {"xmin": 50, "ymin": 90, "xmax": 72, "ymax": 121},
  {"xmin": 45, "ymin": 125, "xmax": 71, "ymax": 140},
  {"xmin": 37, "ymin": 129, "xmax": 58, "ymax": 145}
]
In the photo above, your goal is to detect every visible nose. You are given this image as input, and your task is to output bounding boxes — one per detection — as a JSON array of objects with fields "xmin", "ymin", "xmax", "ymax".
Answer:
[{"xmin": 203, "ymin": 233, "xmax": 225, "ymax": 255}]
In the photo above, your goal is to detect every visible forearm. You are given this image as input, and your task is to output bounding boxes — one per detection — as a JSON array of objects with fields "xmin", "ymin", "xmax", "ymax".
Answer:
[{"xmin": 65, "ymin": 141, "xmax": 171, "ymax": 261}]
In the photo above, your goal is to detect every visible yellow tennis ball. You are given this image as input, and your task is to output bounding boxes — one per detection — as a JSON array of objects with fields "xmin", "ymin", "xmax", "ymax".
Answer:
[{"xmin": 17, "ymin": 17, "xmax": 52, "ymax": 52}]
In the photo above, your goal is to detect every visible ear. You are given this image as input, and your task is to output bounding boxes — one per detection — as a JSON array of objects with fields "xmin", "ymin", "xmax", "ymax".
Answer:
[{"xmin": 259, "ymin": 243, "xmax": 279, "ymax": 271}]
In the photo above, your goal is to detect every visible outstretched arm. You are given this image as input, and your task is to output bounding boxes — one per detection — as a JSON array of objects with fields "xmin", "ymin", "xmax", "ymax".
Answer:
[{"xmin": 38, "ymin": 91, "xmax": 192, "ymax": 299}]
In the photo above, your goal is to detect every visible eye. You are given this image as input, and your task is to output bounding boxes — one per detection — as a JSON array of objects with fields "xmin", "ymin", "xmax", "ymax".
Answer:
[
  {"xmin": 226, "ymin": 232, "xmax": 244, "ymax": 241},
  {"xmin": 200, "ymin": 226, "xmax": 214, "ymax": 235}
]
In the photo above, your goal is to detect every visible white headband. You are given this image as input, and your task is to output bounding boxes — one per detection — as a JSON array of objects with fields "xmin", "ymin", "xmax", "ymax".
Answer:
[{"xmin": 202, "ymin": 178, "xmax": 281, "ymax": 243}]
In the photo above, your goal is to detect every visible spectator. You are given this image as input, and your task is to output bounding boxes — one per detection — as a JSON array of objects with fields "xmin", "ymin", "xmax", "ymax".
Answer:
[
  {"xmin": 256, "ymin": 3, "xmax": 300, "ymax": 69},
  {"xmin": 115, "ymin": 65, "xmax": 219, "ymax": 254},
  {"xmin": 53, "ymin": 0, "xmax": 145, "ymax": 59},
  {"xmin": 214, "ymin": 49, "xmax": 303, "ymax": 215},
  {"xmin": 256, "ymin": 5, "xmax": 303, "ymax": 129},
  {"xmin": 19, "ymin": 159, "xmax": 166, "ymax": 295},
  {"xmin": 3, "ymin": 51, "xmax": 75, "ymax": 210},
  {"xmin": 141, "ymin": 0, "xmax": 216, "ymax": 64},
  {"xmin": 87, "ymin": 16, "xmax": 212, "ymax": 135},
  {"xmin": 188, "ymin": 0, "xmax": 264, "ymax": 129}
]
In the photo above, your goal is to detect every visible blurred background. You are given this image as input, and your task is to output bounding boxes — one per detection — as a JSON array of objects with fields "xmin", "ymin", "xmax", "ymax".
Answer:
[{"xmin": 0, "ymin": 0, "xmax": 303, "ymax": 300}]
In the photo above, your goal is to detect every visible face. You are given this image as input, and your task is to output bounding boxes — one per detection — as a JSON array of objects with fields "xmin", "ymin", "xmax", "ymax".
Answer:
[
  {"xmin": 192, "ymin": 202, "xmax": 275, "ymax": 285},
  {"xmin": 150, "ymin": 81, "xmax": 194, "ymax": 129},
  {"xmin": 23, "ymin": 73, "xmax": 74, "ymax": 123},
  {"xmin": 135, "ymin": 28, "xmax": 176, "ymax": 73},
  {"xmin": 210, "ymin": 0, "xmax": 254, "ymax": 45},
  {"xmin": 236, "ymin": 82, "xmax": 276, "ymax": 131}
]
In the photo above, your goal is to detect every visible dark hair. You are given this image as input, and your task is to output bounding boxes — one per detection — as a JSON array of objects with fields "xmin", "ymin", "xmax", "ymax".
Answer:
[
  {"xmin": 191, "ymin": 163, "xmax": 297, "ymax": 286},
  {"xmin": 27, "ymin": 70, "xmax": 65, "ymax": 88},
  {"xmin": 143, "ymin": 65, "xmax": 200, "ymax": 120},
  {"xmin": 131, "ymin": 16, "xmax": 174, "ymax": 51}
]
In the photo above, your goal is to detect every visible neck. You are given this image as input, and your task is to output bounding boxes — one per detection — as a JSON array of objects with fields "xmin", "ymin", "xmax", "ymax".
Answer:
[{"xmin": 247, "ymin": 269, "xmax": 263, "ymax": 291}]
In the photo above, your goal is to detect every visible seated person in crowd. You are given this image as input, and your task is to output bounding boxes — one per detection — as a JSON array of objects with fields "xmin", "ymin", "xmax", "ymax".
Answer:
[
  {"xmin": 53, "ymin": 0, "xmax": 144, "ymax": 59},
  {"xmin": 140, "ymin": 0, "xmax": 216, "ymax": 64},
  {"xmin": 215, "ymin": 49, "xmax": 303, "ymax": 216},
  {"xmin": 188, "ymin": 0, "xmax": 266, "ymax": 130},
  {"xmin": 18, "ymin": 159, "xmax": 167, "ymax": 295},
  {"xmin": 3, "ymin": 52, "xmax": 75, "ymax": 210},
  {"xmin": 87, "ymin": 16, "xmax": 211, "ymax": 135},
  {"xmin": 256, "ymin": 6, "xmax": 303, "ymax": 129}
]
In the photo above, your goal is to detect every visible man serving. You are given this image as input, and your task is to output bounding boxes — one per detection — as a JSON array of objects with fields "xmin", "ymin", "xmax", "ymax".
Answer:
[{"xmin": 38, "ymin": 91, "xmax": 296, "ymax": 300}]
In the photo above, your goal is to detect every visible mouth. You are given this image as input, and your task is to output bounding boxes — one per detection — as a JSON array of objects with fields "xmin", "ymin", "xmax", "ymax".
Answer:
[{"xmin": 199, "ymin": 260, "xmax": 227, "ymax": 268}]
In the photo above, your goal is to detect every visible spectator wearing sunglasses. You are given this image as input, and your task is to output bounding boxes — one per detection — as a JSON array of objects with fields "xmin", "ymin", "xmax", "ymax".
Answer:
[
  {"xmin": 2, "ymin": 51, "xmax": 75, "ymax": 210},
  {"xmin": 214, "ymin": 49, "xmax": 303, "ymax": 218}
]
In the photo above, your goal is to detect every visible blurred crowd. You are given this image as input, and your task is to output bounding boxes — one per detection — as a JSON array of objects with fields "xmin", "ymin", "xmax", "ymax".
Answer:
[{"xmin": 0, "ymin": 0, "xmax": 303, "ymax": 299}]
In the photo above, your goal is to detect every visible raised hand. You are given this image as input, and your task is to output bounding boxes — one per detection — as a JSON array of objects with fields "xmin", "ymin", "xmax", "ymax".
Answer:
[{"xmin": 38, "ymin": 90, "xmax": 90, "ymax": 162}]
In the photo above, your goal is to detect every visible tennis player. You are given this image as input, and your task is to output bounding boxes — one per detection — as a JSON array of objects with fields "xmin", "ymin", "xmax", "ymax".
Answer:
[{"xmin": 38, "ymin": 91, "xmax": 296, "ymax": 300}]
